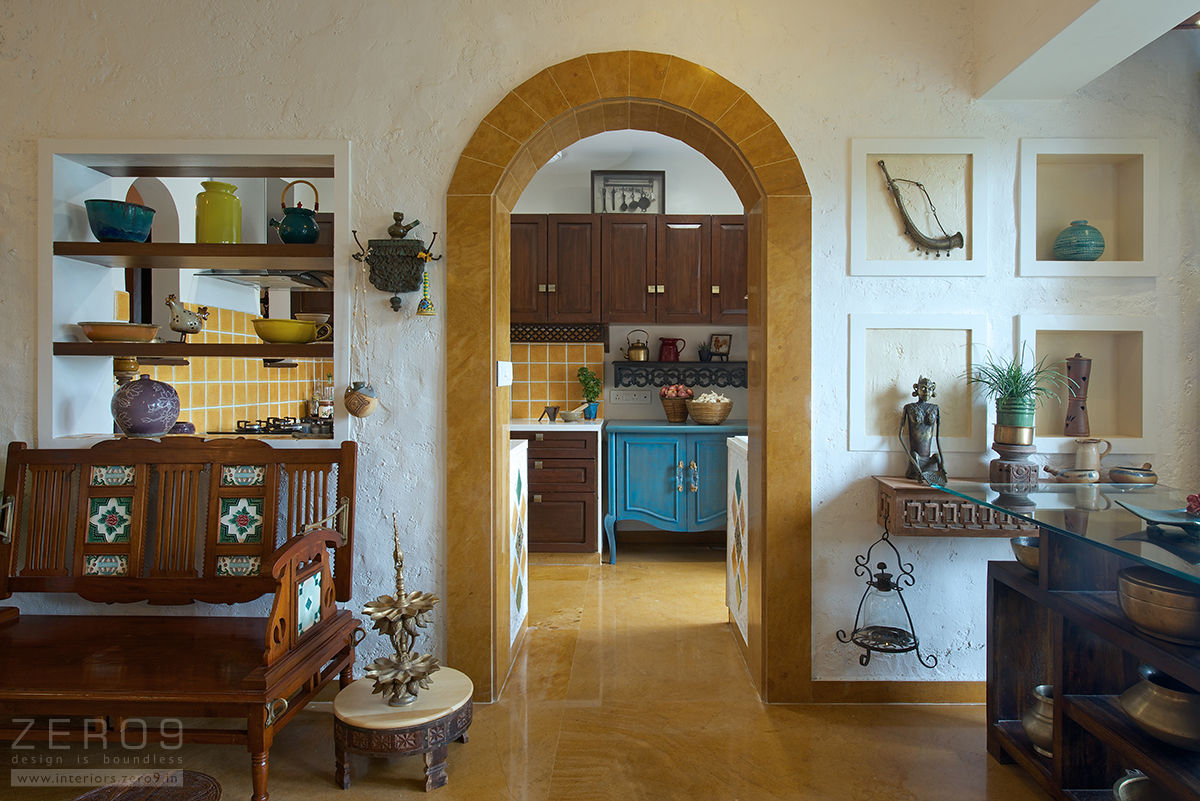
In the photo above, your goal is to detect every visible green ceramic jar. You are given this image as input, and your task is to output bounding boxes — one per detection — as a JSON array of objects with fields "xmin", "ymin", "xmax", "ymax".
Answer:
[{"xmin": 195, "ymin": 181, "xmax": 242, "ymax": 243}]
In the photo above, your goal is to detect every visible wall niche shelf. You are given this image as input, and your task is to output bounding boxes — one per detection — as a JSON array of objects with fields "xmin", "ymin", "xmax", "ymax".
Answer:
[
  {"xmin": 611, "ymin": 360, "xmax": 747, "ymax": 389},
  {"xmin": 1019, "ymin": 138, "xmax": 1158, "ymax": 278},
  {"xmin": 1017, "ymin": 314, "xmax": 1157, "ymax": 455},
  {"xmin": 53, "ymin": 241, "xmax": 334, "ymax": 270},
  {"xmin": 53, "ymin": 342, "xmax": 334, "ymax": 358},
  {"xmin": 39, "ymin": 138, "xmax": 351, "ymax": 449}
]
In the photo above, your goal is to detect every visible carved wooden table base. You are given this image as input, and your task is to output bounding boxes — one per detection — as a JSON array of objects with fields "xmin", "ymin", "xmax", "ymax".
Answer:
[{"xmin": 332, "ymin": 670, "xmax": 473, "ymax": 792}]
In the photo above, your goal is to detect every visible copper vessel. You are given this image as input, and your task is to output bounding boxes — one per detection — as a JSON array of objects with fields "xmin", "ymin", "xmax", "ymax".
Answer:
[
  {"xmin": 1118, "ymin": 566, "xmax": 1200, "ymax": 646},
  {"xmin": 1120, "ymin": 665, "xmax": 1200, "ymax": 751}
]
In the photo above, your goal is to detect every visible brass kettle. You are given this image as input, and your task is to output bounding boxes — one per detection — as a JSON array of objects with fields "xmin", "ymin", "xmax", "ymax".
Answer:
[{"xmin": 622, "ymin": 329, "xmax": 650, "ymax": 361}]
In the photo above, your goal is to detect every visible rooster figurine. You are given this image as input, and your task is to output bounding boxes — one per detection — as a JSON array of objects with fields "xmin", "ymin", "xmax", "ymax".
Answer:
[{"xmin": 164, "ymin": 294, "xmax": 209, "ymax": 342}]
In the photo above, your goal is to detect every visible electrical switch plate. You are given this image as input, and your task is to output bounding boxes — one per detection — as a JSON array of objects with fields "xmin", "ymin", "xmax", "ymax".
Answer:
[
  {"xmin": 610, "ymin": 389, "xmax": 652, "ymax": 404},
  {"xmin": 496, "ymin": 360, "xmax": 513, "ymax": 387}
]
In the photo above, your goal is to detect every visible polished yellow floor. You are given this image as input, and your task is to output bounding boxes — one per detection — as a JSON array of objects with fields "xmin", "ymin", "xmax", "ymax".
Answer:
[{"xmin": 10, "ymin": 545, "xmax": 1046, "ymax": 800}]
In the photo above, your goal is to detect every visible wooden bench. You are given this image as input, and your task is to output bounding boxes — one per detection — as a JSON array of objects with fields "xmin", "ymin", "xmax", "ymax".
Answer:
[{"xmin": 0, "ymin": 437, "xmax": 361, "ymax": 801}]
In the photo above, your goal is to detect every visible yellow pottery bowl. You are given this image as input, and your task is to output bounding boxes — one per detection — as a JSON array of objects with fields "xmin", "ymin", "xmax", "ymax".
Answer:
[{"xmin": 252, "ymin": 318, "xmax": 330, "ymax": 344}]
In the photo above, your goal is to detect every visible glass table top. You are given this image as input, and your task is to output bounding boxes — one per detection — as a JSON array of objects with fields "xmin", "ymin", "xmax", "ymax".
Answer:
[{"xmin": 935, "ymin": 480, "xmax": 1200, "ymax": 585}]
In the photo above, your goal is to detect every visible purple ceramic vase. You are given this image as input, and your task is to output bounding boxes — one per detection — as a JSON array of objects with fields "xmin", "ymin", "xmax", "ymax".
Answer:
[{"xmin": 111, "ymin": 374, "xmax": 180, "ymax": 437}]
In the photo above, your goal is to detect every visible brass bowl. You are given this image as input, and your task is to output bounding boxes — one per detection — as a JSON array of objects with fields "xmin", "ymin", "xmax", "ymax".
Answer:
[
  {"xmin": 1009, "ymin": 536, "xmax": 1040, "ymax": 574},
  {"xmin": 1113, "ymin": 771, "xmax": 1175, "ymax": 801},
  {"xmin": 78, "ymin": 321, "xmax": 158, "ymax": 343},
  {"xmin": 1118, "ymin": 566, "xmax": 1200, "ymax": 646},
  {"xmin": 1120, "ymin": 665, "xmax": 1200, "ymax": 751}
]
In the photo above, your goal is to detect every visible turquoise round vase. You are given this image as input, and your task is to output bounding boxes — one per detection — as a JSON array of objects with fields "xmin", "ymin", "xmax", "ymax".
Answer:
[
  {"xmin": 195, "ymin": 181, "xmax": 242, "ymax": 244},
  {"xmin": 996, "ymin": 396, "xmax": 1036, "ymax": 428},
  {"xmin": 1052, "ymin": 220, "xmax": 1105, "ymax": 261}
]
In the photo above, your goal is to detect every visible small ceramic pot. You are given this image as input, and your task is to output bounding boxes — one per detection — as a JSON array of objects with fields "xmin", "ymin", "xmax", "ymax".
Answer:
[
  {"xmin": 1052, "ymin": 220, "xmax": 1105, "ymax": 261},
  {"xmin": 1109, "ymin": 463, "xmax": 1158, "ymax": 485},
  {"xmin": 584, "ymin": 401, "xmax": 599, "ymax": 420},
  {"xmin": 996, "ymin": 396, "xmax": 1036, "ymax": 429},
  {"xmin": 344, "ymin": 381, "xmax": 378, "ymax": 418},
  {"xmin": 111, "ymin": 374, "xmax": 180, "ymax": 437},
  {"xmin": 1021, "ymin": 684, "xmax": 1054, "ymax": 757}
]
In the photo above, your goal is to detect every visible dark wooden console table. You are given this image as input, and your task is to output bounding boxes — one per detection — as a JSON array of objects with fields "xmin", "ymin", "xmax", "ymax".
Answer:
[{"xmin": 937, "ymin": 480, "xmax": 1200, "ymax": 800}]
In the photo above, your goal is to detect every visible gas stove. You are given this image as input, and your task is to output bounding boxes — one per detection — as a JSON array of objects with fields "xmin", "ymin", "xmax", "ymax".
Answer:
[{"xmin": 208, "ymin": 417, "xmax": 332, "ymax": 438}]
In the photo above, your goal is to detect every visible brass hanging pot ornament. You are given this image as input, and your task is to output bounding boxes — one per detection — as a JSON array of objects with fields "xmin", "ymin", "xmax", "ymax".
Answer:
[
  {"xmin": 878, "ymin": 160, "xmax": 964, "ymax": 257},
  {"xmin": 353, "ymin": 212, "xmax": 443, "ymax": 312}
]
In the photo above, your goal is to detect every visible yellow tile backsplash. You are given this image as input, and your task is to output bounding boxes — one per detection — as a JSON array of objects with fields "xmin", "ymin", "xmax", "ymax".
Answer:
[
  {"xmin": 115, "ymin": 292, "xmax": 333, "ymax": 432},
  {"xmin": 510, "ymin": 341, "xmax": 605, "ymax": 420}
]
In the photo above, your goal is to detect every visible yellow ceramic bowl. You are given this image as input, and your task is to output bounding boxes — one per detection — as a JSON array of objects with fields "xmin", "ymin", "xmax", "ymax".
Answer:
[{"xmin": 252, "ymin": 318, "xmax": 330, "ymax": 344}]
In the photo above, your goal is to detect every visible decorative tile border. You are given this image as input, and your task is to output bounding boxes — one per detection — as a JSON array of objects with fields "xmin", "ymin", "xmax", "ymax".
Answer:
[
  {"xmin": 510, "ymin": 323, "xmax": 607, "ymax": 343},
  {"xmin": 84, "ymin": 554, "xmax": 129, "ymax": 576},
  {"xmin": 87, "ymin": 497, "xmax": 133, "ymax": 544},
  {"xmin": 90, "ymin": 465, "xmax": 136, "ymax": 487},
  {"xmin": 221, "ymin": 465, "xmax": 266, "ymax": 487},
  {"xmin": 612, "ymin": 361, "xmax": 747, "ymax": 389},
  {"xmin": 216, "ymin": 555, "xmax": 262, "ymax": 577},
  {"xmin": 218, "ymin": 497, "xmax": 264, "ymax": 544}
]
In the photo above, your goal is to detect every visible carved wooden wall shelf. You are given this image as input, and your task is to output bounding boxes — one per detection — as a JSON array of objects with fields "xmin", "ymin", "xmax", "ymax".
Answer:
[{"xmin": 873, "ymin": 476, "xmax": 1037, "ymax": 537}]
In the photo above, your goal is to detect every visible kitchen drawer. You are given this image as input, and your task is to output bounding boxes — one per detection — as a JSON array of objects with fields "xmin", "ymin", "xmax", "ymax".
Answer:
[
  {"xmin": 512, "ymin": 431, "xmax": 598, "ymax": 459},
  {"xmin": 528, "ymin": 457, "xmax": 596, "ymax": 491},
  {"xmin": 528, "ymin": 491, "xmax": 597, "ymax": 551}
]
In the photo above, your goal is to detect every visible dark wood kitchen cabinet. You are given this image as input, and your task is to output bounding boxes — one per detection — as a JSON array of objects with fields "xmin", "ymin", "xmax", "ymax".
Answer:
[
  {"xmin": 601, "ymin": 215, "xmax": 656, "ymax": 323},
  {"xmin": 510, "ymin": 430, "xmax": 598, "ymax": 553},
  {"xmin": 656, "ymin": 215, "xmax": 711, "ymax": 324},
  {"xmin": 710, "ymin": 215, "xmax": 748, "ymax": 323},
  {"xmin": 510, "ymin": 214, "xmax": 601, "ymax": 323}
]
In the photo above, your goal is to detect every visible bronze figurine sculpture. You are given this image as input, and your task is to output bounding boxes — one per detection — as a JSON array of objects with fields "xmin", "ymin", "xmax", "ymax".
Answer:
[{"xmin": 899, "ymin": 376, "xmax": 947, "ymax": 485}]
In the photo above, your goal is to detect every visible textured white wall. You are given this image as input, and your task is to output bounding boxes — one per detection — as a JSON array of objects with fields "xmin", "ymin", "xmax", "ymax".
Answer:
[{"xmin": 0, "ymin": 1, "xmax": 1197, "ymax": 681}]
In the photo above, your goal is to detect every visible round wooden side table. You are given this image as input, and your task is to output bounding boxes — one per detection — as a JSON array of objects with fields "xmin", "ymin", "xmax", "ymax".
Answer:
[
  {"xmin": 72, "ymin": 770, "xmax": 220, "ymax": 800},
  {"xmin": 333, "ymin": 668, "xmax": 473, "ymax": 792}
]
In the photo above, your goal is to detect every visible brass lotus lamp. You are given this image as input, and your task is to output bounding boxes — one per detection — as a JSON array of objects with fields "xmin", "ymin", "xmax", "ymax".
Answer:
[
  {"xmin": 362, "ymin": 517, "xmax": 441, "ymax": 705},
  {"xmin": 837, "ymin": 530, "xmax": 937, "ymax": 669}
]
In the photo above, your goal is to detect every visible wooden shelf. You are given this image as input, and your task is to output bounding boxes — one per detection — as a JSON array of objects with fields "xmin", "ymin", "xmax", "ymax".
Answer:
[
  {"xmin": 53, "ymin": 342, "xmax": 333, "ymax": 358},
  {"xmin": 54, "ymin": 241, "xmax": 334, "ymax": 270},
  {"xmin": 1066, "ymin": 695, "xmax": 1200, "ymax": 799},
  {"xmin": 992, "ymin": 720, "xmax": 1055, "ymax": 793}
]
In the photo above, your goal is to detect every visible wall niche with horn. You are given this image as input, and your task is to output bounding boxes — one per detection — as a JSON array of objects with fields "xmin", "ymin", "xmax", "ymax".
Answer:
[{"xmin": 849, "ymin": 138, "xmax": 989, "ymax": 277}]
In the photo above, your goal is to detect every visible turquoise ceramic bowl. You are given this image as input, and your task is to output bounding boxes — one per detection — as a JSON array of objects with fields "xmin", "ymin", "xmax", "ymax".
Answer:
[
  {"xmin": 84, "ymin": 199, "xmax": 156, "ymax": 242},
  {"xmin": 1052, "ymin": 219, "xmax": 1105, "ymax": 261}
]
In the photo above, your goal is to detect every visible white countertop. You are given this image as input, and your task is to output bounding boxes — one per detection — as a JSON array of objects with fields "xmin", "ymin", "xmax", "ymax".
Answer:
[{"xmin": 510, "ymin": 418, "xmax": 605, "ymax": 432}]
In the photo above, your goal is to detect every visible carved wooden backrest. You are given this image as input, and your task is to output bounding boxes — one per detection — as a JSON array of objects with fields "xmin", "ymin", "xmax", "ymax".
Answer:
[
  {"xmin": 0, "ymin": 439, "xmax": 356, "ymax": 604},
  {"xmin": 264, "ymin": 529, "xmax": 340, "ymax": 664}
]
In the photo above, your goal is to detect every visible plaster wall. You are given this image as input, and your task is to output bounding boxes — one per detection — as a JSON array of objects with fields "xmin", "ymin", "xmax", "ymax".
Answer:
[{"xmin": 0, "ymin": 1, "xmax": 1197, "ymax": 682}]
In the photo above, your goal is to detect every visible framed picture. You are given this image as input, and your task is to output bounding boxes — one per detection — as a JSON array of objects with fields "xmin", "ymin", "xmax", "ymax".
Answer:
[
  {"xmin": 591, "ymin": 170, "xmax": 664, "ymax": 214},
  {"xmin": 709, "ymin": 333, "xmax": 732, "ymax": 359}
]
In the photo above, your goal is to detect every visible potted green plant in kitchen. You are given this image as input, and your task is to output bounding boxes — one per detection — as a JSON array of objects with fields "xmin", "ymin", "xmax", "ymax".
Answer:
[
  {"xmin": 967, "ymin": 343, "xmax": 1074, "ymax": 446},
  {"xmin": 576, "ymin": 367, "xmax": 602, "ymax": 420}
]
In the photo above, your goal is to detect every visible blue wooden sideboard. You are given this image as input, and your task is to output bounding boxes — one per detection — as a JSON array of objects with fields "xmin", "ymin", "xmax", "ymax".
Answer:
[{"xmin": 603, "ymin": 420, "xmax": 747, "ymax": 563}]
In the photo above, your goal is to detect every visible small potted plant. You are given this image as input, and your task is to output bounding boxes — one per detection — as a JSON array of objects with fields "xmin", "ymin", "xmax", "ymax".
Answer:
[
  {"xmin": 576, "ymin": 367, "xmax": 602, "ymax": 420},
  {"xmin": 967, "ymin": 344, "xmax": 1074, "ymax": 443},
  {"xmin": 698, "ymin": 343, "xmax": 713, "ymax": 362}
]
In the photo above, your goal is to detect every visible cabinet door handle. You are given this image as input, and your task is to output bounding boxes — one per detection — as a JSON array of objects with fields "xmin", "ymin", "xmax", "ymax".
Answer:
[
  {"xmin": 533, "ymin": 494, "xmax": 543, "ymax": 503},
  {"xmin": 689, "ymin": 460, "xmax": 699, "ymax": 493},
  {"xmin": 533, "ymin": 460, "xmax": 543, "ymax": 470},
  {"xmin": 538, "ymin": 283, "xmax": 548, "ymax": 293},
  {"xmin": 648, "ymin": 285, "xmax": 656, "ymax": 295},
  {"xmin": 676, "ymin": 460, "xmax": 685, "ymax": 492},
  {"xmin": 656, "ymin": 284, "xmax": 665, "ymax": 294},
  {"xmin": 535, "ymin": 433, "xmax": 544, "ymax": 441},
  {"xmin": 547, "ymin": 284, "xmax": 557, "ymax": 293},
  {"xmin": 711, "ymin": 285, "xmax": 721, "ymax": 294}
]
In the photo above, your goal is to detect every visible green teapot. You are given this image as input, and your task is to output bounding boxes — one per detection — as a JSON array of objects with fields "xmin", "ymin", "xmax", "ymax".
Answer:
[{"xmin": 269, "ymin": 179, "xmax": 321, "ymax": 244}]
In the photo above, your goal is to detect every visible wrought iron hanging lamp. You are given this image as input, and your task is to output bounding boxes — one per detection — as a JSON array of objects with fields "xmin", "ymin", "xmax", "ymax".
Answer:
[{"xmin": 837, "ymin": 529, "xmax": 937, "ymax": 669}]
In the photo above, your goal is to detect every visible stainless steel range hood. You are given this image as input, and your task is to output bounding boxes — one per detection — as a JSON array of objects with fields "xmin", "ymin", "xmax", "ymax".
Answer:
[{"xmin": 195, "ymin": 269, "xmax": 332, "ymax": 290}]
